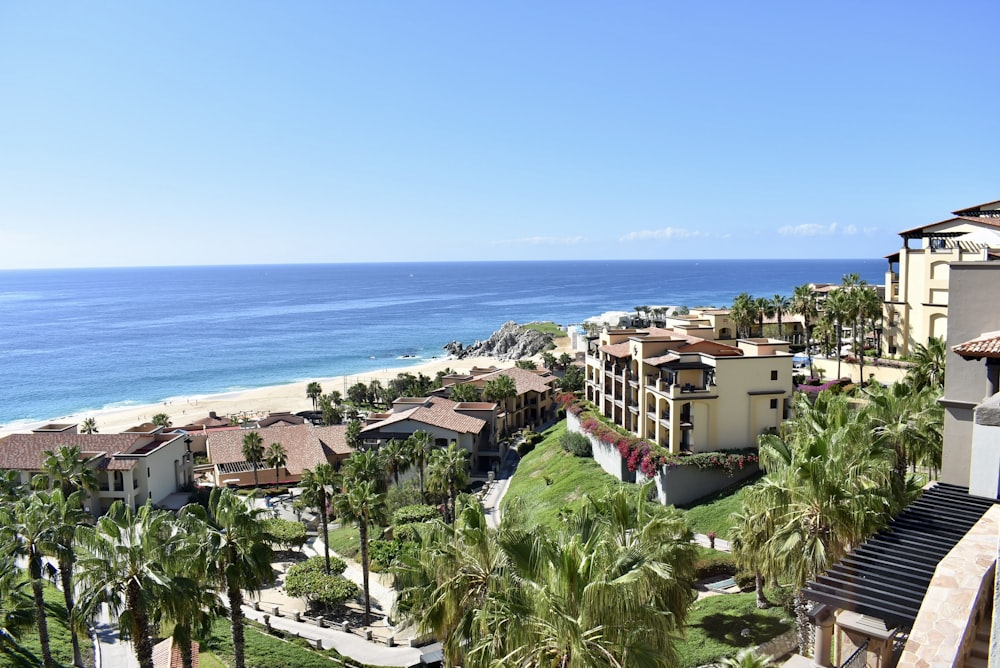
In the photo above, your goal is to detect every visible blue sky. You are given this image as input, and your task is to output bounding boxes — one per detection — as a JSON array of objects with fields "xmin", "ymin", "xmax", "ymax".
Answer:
[{"xmin": 2, "ymin": 2, "xmax": 998, "ymax": 269}]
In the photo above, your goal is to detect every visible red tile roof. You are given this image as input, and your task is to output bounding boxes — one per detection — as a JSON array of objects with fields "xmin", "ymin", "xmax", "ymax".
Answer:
[
  {"xmin": 953, "ymin": 331, "xmax": 1000, "ymax": 360},
  {"xmin": 598, "ymin": 342, "xmax": 632, "ymax": 358},
  {"xmin": 476, "ymin": 367, "xmax": 556, "ymax": 395},
  {"xmin": 207, "ymin": 425, "xmax": 351, "ymax": 475},
  {"xmin": 153, "ymin": 637, "xmax": 198, "ymax": 668},
  {"xmin": 361, "ymin": 396, "xmax": 486, "ymax": 435}
]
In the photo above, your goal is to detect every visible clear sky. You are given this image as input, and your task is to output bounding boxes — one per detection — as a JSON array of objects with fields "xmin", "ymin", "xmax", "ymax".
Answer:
[{"xmin": 2, "ymin": 2, "xmax": 998, "ymax": 269}]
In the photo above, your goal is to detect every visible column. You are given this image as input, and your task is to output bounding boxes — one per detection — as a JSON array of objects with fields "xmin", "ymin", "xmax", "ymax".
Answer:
[{"xmin": 812, "ymin": 605, "xmax": 834, "ymax": 668}]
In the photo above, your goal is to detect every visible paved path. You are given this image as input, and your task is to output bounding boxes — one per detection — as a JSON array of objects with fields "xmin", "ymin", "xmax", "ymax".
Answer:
[
  {"xmin": 481, "ymin": 449, "xmax": 520, "ymax": 529},
  {"xmin": 692, "ymin": 532, "xmax": 731, "ymax": 552}
]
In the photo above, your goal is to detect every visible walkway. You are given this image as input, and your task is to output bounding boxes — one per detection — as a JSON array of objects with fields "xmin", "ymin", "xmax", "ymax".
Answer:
[{"xmin": 481, "ymin": 448, "xmax": 521, "ymax": 529}]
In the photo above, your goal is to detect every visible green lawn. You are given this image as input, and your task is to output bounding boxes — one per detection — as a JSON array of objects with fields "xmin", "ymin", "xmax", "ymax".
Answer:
[
  {"xmin": 521, "ymin": 321, "xmax": 564, "ymax": 337},
  {"xmin": 674, "ymin": 593, "xmax": 792, "ymax": 668},
  {"xmin": 324, "ymin": 523, "xmax": 361, "ymax": 559},
  {"xmin": 679, "ymin": 474, "xmax": 760, "ymax": 538},
  {"xmin": 501, "ymin": 421, "xmax": 629, "ymax": 530},
  {"xmin": 1, "ymin": 582, "xmax": 94, "ymax": 668}
]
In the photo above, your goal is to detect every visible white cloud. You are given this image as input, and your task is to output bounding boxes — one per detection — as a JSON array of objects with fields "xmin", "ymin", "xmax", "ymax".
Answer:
[
  {"xmin": 494, "ymin": 235, "xmax": 586, "ymax": 245},
  {"xmin": 619, "ymin": 227, "xmax": 702, "ymax": 242},
  {"xmin": 777, "ymin": 222, "xmax": 839, "ymax": 236}
]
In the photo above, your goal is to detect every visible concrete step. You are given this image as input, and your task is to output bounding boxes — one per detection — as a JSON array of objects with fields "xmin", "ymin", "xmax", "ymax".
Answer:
[
  {"xmin": 964, "ymin": 655, "xmax": 988, "ymax": 668},
  {"xmin": 970, "ymin": 637, "xmax": 989, "ymax": 659}
]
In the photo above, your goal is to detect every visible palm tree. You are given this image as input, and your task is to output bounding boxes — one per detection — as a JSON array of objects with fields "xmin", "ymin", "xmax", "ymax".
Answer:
[
  {"xmin": 80, "ymin": 417, "xmax": 98, "ymax": 434},
  {"xmin": 306, "ymin": 381, "xmax": 323, "ymax": 410},
  {"xmin": 449, "ymin": 382, "xmax": 481, "ymax": 403},
  {"xmin": 824, "ymin": 288, "xmax": 851, "ymax": 379},
  {"xmin": 37, "ymin": 444, "xmax": 99, "ymax": 498},
  {"xmin": 729, "ymin": 292, "xmax": 756, "ymax": 339},
  {"xmin": 46, "ymin": 489, "xmax": 90, "ymax": 667},
  {"xmin": 908, "ymin": 336, "xmax": 946, "ymax": 388},
  {"xmin": 151, "ymin": 413, "xmax": 171, "ymax": 428},
  {"xmin": 791, "ymin": 284, "xmax": 819, "ymax": 374},
  {"xmin": 335, "ymin": 479, "xmax": 386, "ymax": 627},
  {"xmin": 754, "ymin": 296, "xmax": 774, "ymax": 338},
  {"xmin": 241, "ymin": 431, "xmax": 264, "ymax": 490},
  {"xmin": 407, "ymin": 431, "xmax": 436, "ymax": 496},
  {"xmin": 380, "ymin": 439, "xmax": 412, "ymax": 487},
  {"xmin": 427, "ymin": 442, "xmax": 469, "ymax": 523},
  {"xmin": 265, "ymin": 442, "xmax": 287, "ymax": 488},
  {"xmin": 1, "ymin": 493, "xmax": 59, "ymax": 668},
  {"xmin": 483, "ymin": 375, "xmax": 517, "ymax": 436},
  {"xmin": 721, "ymin": 648, "xmax": 773, "ymax": 667},
  {"xmin": 342, "ymin": 449, "xmax": 387, "ymax": 492},
  {"xmin": 76, "ymin": 501, "xmax": 181, "ymax": 668},
  {"xmin": 0, "ymin": 470, "xmax": 23, "ymax": 504},
  {"xmin": 179, "ymin": 489, "xmax": 273, "ymax": 668},
  {"xmin": 0, "ymin": 551, "xmax": 35, "ymax": 656},
  {"xmin": 729, "ymin": 490, "xmax": 776, "ymax": 610},
  {"xmin": 540, "ymin": 351, "xmax": 557, "ymax": 369},
  {"xmin": 771, "ymin": 294, "xmax": 791, "ymax": 339},
  {"xmin": 299, "ymin": 464, "xmax": 340, "ymax": 574}
]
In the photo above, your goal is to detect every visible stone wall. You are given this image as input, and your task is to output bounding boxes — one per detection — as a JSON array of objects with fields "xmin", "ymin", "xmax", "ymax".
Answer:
[{"xmin": 638, "ymin": 461, "xmax": 760, "ymax": 507}]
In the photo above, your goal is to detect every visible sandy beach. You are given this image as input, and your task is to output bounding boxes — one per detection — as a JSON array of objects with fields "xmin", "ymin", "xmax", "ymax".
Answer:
[{"xmin": 0, "ymin": 355, "xmax": 511, "ymax": 437}]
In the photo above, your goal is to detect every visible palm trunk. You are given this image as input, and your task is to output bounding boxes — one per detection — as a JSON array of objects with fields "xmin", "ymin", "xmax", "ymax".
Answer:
[
  {"xmin": 793, "ymin": 590, "xmax": 812, "ymax": 656},
  {"xmin": 228, "ymin": 571, "xmax": 247, "ymax": 668},
  {"xmin": 754, "ymin": 573, "xmax": 771, "ymax": 609},
  {"xmin": 360, "ymin": 518, "xmax": 371, "ymax": 627},
  {"xmin": 58, "ymin": 555, "xmax": 83, "ymax": 667},
  {"xmin": 176, "ymin": 626, "xmax": 194, "ymax": 668},
  {"xmin": 30, "ymin": 565, "xmax": 54, "ymax": 668},
  {"xmin": 253, "ymin": 466, "xmax": 259, "ymax": 490},
  {"xmin": 127, "ymin": 579, "xmax": 154, "ymax": 668},
  {"xmin": 320, "ymin": 491, "xmax": 331, "ymax": 574}
]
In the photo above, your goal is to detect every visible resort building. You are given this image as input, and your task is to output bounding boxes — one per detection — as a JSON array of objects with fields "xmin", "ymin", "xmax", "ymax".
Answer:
[
  {"xmin": 882, "ymin": 199, "xmax": 1000, "ymax": 356},
  {"xmin": 360, "ymin": 396, "xmax": 499, "ymax": 473},
  {"xmin": 0, "ymin": 423, "xmax": 194, "ymax": 512},
  {"xmin": 206, "ymin": 424, "xmax": 352, "ymax": 488},
  {"xmin": 584, "ymin": 327, "xmax": 793, "ymax": 454},
  {"xmin": 437, "ymin": 366, "xmax": 559, "ymax": 436},
  {"xmin": 789, "ymin": 260, "xmax": 1000, "ymax": 668}
]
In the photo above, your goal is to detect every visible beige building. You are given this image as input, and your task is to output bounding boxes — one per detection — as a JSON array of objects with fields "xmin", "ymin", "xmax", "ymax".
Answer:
[
  {"xmin": 0, "ymin": 422, "xmax": 194, "ymax": 512},
  {"xmin": 882, "ymin": 199, "xmax": 1000, "ymax": 356},
  {"xmin": 584, "ymin": 327, "xmax": 793, "ymax": 454}
]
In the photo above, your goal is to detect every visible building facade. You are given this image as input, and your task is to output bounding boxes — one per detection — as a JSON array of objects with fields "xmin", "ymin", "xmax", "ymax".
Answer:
[{"xmin": 584, "ymin": 327, "xmax": 793, "ymax": 454}]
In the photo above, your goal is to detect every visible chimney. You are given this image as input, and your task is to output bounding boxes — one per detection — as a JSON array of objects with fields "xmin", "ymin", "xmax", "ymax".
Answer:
[{"xmin": 209, "ymin": 411, "xmax": 218, "ymax": 419}]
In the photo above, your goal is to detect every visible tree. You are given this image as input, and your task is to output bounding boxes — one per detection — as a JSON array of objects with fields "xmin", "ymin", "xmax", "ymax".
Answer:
[
  {"xmin": 449, "ymin": 382, "xmax": 481, "ymax": 403},
  {"xmin": 37, "ymin": 444, "xmax": 98, "ymax": 499},
  {"xmin": 721, "ymin": 648, "xmax": 774, "ymax": 667},
  {"xmin": 427, "ymin": 442, "xmax": 469, "ymax": 523},
  {"xmin": 151, "ymin": 413, "xmax": 171, "ymax": 428},
  {"xmin": 0, "ymin": 551, "xmax": 34, "ymax": 656},
  {"xmin": 908, "ymin": 336, "xmax": 946, "ymax": 389},
  {"xmin": 80, "ymin": 417, "xmax": 98, "ymax": 434},
  {"xmin": 342, "ymin": 449, "xmax": 387, "ymax": 492},
  {"xmin": 558, "ymin": 351, "xmax": 574, "ymax": 369},
  {"xmin": 852, "ymin": 283, "xmax": 882, "ymax": 382},
  {"xmin": 380, "ymin": 439, "xmax": 412, "ymax": 487},
  {"xmin": 306, "ymin": 382, "xmax": 323, "ymax": 410},
  {"xmin": 483, "ymin": 375, "xmax": 517, "ymax": 436},
  {"xmin": 46, "ymin": 489, "xmax": 90, "ymax": 667},
  {"xmin": 241, "ymin": 431, "xmax": 264, "ymax": 490},
  {"xmin": 299, "ymin": 464, "xmax": 341, "ymax": 574},
  {"xmin": 0, "ymin": 493, "xmax": 59, "ymax": 668},
  {"xmin": 335, "ymin": 479, "xmax": 386, "ymax": 626},
  {"xmin": 771, "ymin": 294, "xmax": 791, "ymax": 339},
  {"xmin": 514, "ymin": 359, "xmax": 537, "ymax": 370},
  {"xmin": 540, "ymin": 351, "xmax": 557, "ymax": 369},
  {"xmin": 407, "ymin": 431, "xmax": 436, "ymax": 496},
  {"xmin": 346, "ymin": 418, "xmax": 363, "ymax": 451},
  {"xmin": 754, "ymin": 296, "xmax": 774, "ymax": 338},
  {"xmin": 347, "ymin": 382, "xmax": 369, "ymax": 406},
  {"xmin": 824, "ymin": 289, "xmax": 851, "ymax": 379},
  {"xmin": 179, "ymin": 489, "xmax": 273, "ymax": 668},
  {"xmin": 318, "ymin": 394, "xmax": 342, "ymax": 426},
  {"xmin": 265, "ymin": 442, "xmax": 287, "ymax": 487},
  {"xmin": 558, "ymin": 365, "xmax": 585, "ymax": 393},
  {"xmin": 729, "ymin": 292, "xmax": 755, "ymax": 338},
  {"xmin": 76, "ymin": 501, "xmax": 181, "ymax": 668},
  {"xmin": 791, "ymin": 284, "xmax": 819, "ymax": 374}
]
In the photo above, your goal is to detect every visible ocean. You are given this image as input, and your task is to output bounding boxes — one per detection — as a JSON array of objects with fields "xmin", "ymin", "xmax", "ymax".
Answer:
[{"xmin": 0, "ymin": 259, "xmax": 884, "ymax": 427}]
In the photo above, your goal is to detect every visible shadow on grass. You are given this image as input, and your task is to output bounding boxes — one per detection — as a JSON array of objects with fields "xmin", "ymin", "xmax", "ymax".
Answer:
[{"xmin": 696, "ymin": 611, "xmax": 789, "ymax": 646}]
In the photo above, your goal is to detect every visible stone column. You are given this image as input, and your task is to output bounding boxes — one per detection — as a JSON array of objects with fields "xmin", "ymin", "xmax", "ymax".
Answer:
[{"xmin": 812, "ymin": 605, "xmax": 835, "ymax": 668}]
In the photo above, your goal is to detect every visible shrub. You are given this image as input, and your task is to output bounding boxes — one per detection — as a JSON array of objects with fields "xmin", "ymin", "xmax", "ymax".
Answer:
[
  {"xmin": 283, "ymin": 569, "xmax": 358, "ymax": 609},
  {"xmin": 392, "ymin": 504, "xmax": 440, "ymax": 526},
  {"xmin": 263, "ymin": 518, "xmax": 307, "ymax": 549},
  {"xmin": 368, "ymin": 538, "xmax": 418, "ymax": 570},
  {"xmin": 559, "ymin": 431, "xmax": 592, "ymax": 457},
  {"xmin": 287, "ymin": 554, "xmax": 346, "ymax": 577},
  {"xmin": 386, "ymin": 479, "xmax": 424, "ymax": 513},
  {"xmin": 393, "ymin": 523, "xmax": 424, "ymax": 544}
]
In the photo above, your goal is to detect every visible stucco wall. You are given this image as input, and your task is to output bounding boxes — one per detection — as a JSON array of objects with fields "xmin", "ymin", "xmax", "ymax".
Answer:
[
  {"xmin": 566, "ymin": 411, "xmax": 633, "ymax": 482},
  {"xmin": 638, "ymin": 460, "xmax": 759, "ymax": 507}
]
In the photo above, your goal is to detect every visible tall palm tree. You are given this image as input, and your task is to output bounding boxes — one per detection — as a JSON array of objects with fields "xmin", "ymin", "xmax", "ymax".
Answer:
[
  {"xmin": 265, "ymin": 442, "xmax": 287, "ymax": 488},
  {"xmin": 37, "ymin": 444, "xmax": 99, "ymax": 499},
  {"xmin": 427, "ymin": 442, "xmax": 469, "ymax": 523},
  {"xmin": 754, "ymin": 296, "xmax": 774, "ymax": 338},
  {"xmin": 791, "ymin": 284, "xmax": 819, "ymax": 374},
  {"xmin": 0, "ymin": 551, "xmax": 35, "ymax": 656},
  {"xmin": 449, "ymin": 382, "xmax": 481, "ymax": 403},
  {"xmin": 729, "ymin": 292, "xmax": 756, "ymax": 339},
  {"xmin": 407, "ymin": 431, "xmax": 436, "ymax": 497},
  {"xmin": 342, "ymin": 449, "xmax": 387, "ymax": 492},
  {"xmin": 380, "ymin": 438, "xmax": 412, "ymax": 487},
  {"xmin": 76, "ymin": 501, "xmax": 181, "ymax": 668},
  {"xmin": 241, "ymin": 431, "xmax": 264, "ymax": 490},
  {"xmin": 179, "ymin": 489, "xmax": 273, "ymax": 668},
  {"xmin": 335, "ymin": 479, "xmax": 386, "ymax": 627},
  {"xmin": 0, "ymin": 470, "xmax": 23, "ymax": 504},
  {"xmin": 771, "ymin": 294, "xmax": 791, "ymax": 339},
  {"xmin": 299, "ymin": 464, "xmax": 341, "ymax": 574},
  {"xmin": 0, "ymin": 493, "xmax": 59, "ymax": 668},
  {"xmin": 46, "ymin": 489, "xmax": 90, "ymax": 668},
  {"xmin": 306, "ymin": 382, "xmax": 323, "ymax": 410},
  {"xmin": 80, "ymin": 417, "xmax": 98, "ymax": 434},
  {"xmin": 824, "ymin": 289, "xmax": 851, "ymax": 379},
  {"xmin": 483, "ymin": 375, "xmax": 517, "ymax": 436}
]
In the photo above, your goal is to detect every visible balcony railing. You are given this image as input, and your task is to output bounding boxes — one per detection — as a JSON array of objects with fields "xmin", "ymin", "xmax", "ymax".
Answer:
[{"xmin": 841, "ymin": 640, "xmax": 868, "ymax": 668}]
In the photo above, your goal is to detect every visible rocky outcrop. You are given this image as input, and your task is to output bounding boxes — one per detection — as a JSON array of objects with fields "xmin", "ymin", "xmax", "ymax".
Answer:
[{"xmin": 448, "ymin": 321, "xmax": 553, "ymax": 361}]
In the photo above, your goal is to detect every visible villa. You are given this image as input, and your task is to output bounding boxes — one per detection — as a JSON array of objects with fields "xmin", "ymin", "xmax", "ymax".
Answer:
[
  {"xmin": 0, "ymin": 422, "xmax": 194, "ymax": 512},
  {"xmin": 584, "ymin": 327, "xmax": 793, "ymax": 454},
  {"xmin": 882, "ymin": 199, "xmax": 1000, "ymax": 356}
]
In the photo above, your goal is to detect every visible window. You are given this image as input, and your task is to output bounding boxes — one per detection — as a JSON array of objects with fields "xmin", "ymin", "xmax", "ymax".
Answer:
[
  {"xmin": 770, "ymin": 398, "xmax": 778, "ymax": 409},
  {"xmin": 771, "ymin": 370, "xmax": 778, "ymax": 381}
]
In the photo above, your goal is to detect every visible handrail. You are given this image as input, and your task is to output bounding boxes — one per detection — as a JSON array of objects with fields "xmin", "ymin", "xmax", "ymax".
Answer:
[{"xmin": 841, "ymin": 640, "xmax": 868, "ymax": 668}]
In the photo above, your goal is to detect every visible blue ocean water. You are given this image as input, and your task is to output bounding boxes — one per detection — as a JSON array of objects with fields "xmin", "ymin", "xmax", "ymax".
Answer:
[{"xmin": 0, "ymin": 260, "xmax": 884, "ymax": 427}]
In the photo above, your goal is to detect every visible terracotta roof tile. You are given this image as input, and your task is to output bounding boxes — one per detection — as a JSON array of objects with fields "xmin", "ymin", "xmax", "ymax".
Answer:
[
  {"xmin": 207, "ymin": 425, "xmax": 352, "ymax": 475},
  {"xmin": 476, "ymin": 367, "xmax": 556, "ymax": 394},
  {"xmin": 361, "ymin": 396, "xmax": 486, "ymax": 435},
  {"xmin": 953, "ymin": 330, "xmax": 1000, "ymax": 360},
  {"xmin": 0, "ymin": 433, "xmax": 142, "ymax": 471},
  {"xmin": 598, "ymin": 342, "xmax": 632, "ymax": 357}
]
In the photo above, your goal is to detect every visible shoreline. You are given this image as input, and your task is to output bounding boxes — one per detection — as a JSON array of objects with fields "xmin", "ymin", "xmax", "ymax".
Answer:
[{"xmin": 0, "ymin": 354, "xmax": 512, "ymax": 437}]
